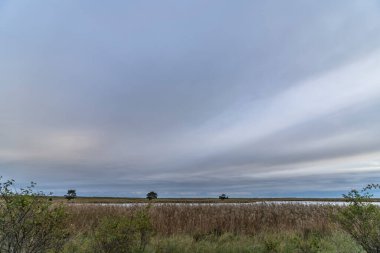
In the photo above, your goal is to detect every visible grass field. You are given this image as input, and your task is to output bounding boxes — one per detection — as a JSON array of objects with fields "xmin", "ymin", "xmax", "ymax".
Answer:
[
  {"xmin": 52, "ymin": 196, "xmax": 365, "ymax": 204},
  {"xmin": 1, "ymin": 181, "xmax": 376, "ymax": 253},
  {"xmin": 1, "ymin": 188, "xmax": 374, "ymax": 252},
  {"xmin": 57, "ymin": 202, "xmax": 366, "ymax": 252}
]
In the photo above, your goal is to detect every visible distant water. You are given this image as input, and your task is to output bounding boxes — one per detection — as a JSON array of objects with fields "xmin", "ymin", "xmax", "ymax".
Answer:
[{"xmin": 69, "ymin": 201, "xmax": 380, "ymax": 207}]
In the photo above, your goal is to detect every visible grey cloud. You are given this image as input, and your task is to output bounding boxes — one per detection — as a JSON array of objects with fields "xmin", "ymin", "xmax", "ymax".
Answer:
[
  {"xmin": 1, "ymin": 1, "xmax": 380, "ymax": 196},
  {"xmin": 189, "ymin": 101, "xmax": 380, "ymax": 170}
]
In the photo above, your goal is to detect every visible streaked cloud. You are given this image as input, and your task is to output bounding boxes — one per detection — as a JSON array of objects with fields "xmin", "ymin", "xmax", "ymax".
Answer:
[{"xmin": 1, "ymin": 0, "xmax": 380, "ymax": 197}]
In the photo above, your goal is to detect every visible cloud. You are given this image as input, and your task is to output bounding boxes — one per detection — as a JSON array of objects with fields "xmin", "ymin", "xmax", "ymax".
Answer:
[
  {"xmin": 0, "ymin": 0, "xmax": 380, "ymax": 196},
  {"xmin": 175, "ymin": 49, "xmax": 380, "ymax": 156},
  {"xmin": 0, "ymin": 129, "xmax": 101, "ymax": 162}
]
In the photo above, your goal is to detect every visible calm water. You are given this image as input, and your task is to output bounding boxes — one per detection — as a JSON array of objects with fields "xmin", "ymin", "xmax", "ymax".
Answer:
[{"xmin": 70, "ymin": 201, "xmax": 380, "ymax": 207}]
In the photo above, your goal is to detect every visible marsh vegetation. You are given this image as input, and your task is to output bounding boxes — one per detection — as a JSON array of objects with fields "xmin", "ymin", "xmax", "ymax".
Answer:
[{"xmin": 1, "ymin": 179, "xmax": 380, "ymax": 252}]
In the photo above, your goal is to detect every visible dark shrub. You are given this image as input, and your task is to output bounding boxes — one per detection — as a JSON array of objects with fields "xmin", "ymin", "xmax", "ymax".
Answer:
[
  {"xmin": 65, "ymin": 189, "xmax": 77, "ymax": 201},
  {"xmin": 146, "ymin": 191, "xmax": 157, "ymax": 200},
  {"xmin": 219, "ymin": 194, "xmax": 228, "ymax": 200}
]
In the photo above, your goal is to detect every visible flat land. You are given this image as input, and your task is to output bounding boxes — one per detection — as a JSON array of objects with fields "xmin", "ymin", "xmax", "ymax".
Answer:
[
  {"xmin": 60, "ymin": 202, "xmax": 365, "ymax": 252},
  {"xmin": 52, "ymin": 196, "xmax": 380, "ymax": 204}
]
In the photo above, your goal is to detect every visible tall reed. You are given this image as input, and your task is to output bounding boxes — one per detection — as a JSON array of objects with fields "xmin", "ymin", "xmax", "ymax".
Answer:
[{"xmin": 66, "ymin": 203, "xmax": 338, "ymax": 236}]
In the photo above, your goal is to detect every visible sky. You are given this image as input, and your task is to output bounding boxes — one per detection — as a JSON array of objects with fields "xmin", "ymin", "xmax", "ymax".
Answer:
[{"xmin": 1, "ymin": 0, "xmax": 380, "ymax": 197}]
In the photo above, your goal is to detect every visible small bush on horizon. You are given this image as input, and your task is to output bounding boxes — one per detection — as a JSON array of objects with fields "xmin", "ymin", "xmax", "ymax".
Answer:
[
  {"xmin": 65, "ymin": 189, "xmax": 77, "ymax": 201},
  {"xmin": 219, "ymin": 194, "xmax": 228, "ymax": 200},
  {"xmin": 146, "ymin": 191, "xmax": 157, "ymax": 200}
]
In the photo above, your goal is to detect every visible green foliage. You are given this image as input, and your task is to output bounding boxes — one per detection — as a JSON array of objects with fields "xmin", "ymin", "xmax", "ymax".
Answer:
[
  {"xmin": 147, "ymin": 231, "xmax": 363, "ymax": 253},
  {"xmin": 60, "ymin": 234, "xmax": 93, "ymax": 253},
  {"xmin": 94, "ymin": 208, "xmax": 153, "ymax": 253},
  {"xmin": 337, "ymin": 184, "xmax": 380, "ymax": 253},
  {"xmin": 0, "ymin": 178, "xmax": 69, "ymax": 253},
  {"xmin": 65, "ymin": 189, "xmax": 77, "ymax": 201},
  {"xmin": 146, "ymin": 191, "xmax": 157, "ymax": 200},
  {"xmin": 62, "ymin": 231, "xmax": 363, "ymax": 253}
]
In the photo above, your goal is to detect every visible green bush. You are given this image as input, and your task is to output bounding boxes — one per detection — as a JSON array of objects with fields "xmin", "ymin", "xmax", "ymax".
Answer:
[
  {"xmin": 94, "ymin": 208, "xmax": 153, "ymax": 253},
  {"xmin": 0, "ymin": 178, "xmax": 68, "ymax": 253},
  {"xmin": 337, "ymin": 184, "xmax": 380, "ymax": 253}
]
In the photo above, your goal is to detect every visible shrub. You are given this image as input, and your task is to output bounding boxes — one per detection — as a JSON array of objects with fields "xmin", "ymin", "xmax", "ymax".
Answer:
[
  {"xmin": 219, "ymin": 194, "xmax": 228, "ymax": 200},
  {"xmin": 65, "ymin": 189, "xmax": 77, "ymax": 201},
  {"xmin": 146, "ymin": 191, "xmax": 157, "ymax": 200},
  {"xmin": 337, "ymin": 184, "xmax": 380, "ymax": 253},
  {"xmin": 94, "ymin": 208, "xmax": 153, "ymax": 253},
  {"xmin": 0, "ymin": 178, "xmax": 69, "ymax": 253}
]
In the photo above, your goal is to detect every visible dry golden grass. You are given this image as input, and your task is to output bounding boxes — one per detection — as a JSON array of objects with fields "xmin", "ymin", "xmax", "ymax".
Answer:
[
  {"xmin": 53, "ymin": 196, "xmax": 350, "ymax": 204},
  {"xmin": 66, "ymin": 203, "xmax": 339, "ymax": 236}
]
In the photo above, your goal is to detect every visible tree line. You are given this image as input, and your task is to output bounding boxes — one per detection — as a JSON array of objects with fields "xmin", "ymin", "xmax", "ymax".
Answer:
[{"xmin": 64, "ymin": 189, "xmax": 229, "ymax": 201}]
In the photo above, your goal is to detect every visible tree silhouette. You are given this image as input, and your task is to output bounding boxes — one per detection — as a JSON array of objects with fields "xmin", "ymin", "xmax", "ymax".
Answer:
[
  {"xmin": 219, "ymin": 193, "xmax": 228, "ymax": 200},
  {"xmin": 146, "ymin": 191, "xmax": 158, "ymax": 200},
  {"xmin": 65, "ymin": 189, "xmax": 77, "ymax": 201}
]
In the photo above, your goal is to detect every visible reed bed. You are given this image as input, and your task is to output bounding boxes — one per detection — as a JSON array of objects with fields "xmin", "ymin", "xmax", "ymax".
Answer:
[{"xmin": 66, "ymin": 203, "xmax": 339, "ymax": 236}]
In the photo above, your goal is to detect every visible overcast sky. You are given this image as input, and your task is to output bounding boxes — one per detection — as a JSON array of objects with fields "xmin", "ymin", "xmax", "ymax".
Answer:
[{"xmin": 1, "ymin": 1, "xmax": 380, "ymax": 197}]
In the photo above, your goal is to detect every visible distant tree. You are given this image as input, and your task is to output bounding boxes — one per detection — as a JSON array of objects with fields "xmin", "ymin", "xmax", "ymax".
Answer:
[
  {"xmin": 65, "ymin": 189, "xmax": 77, "ymax": 201},
  {"xmin": 146, "ymin": 191, "xmax": 157, "ymax": 200},
  {"xmin": 219, "ymin": 193, "xmax": 228, "ymax": 200}
]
